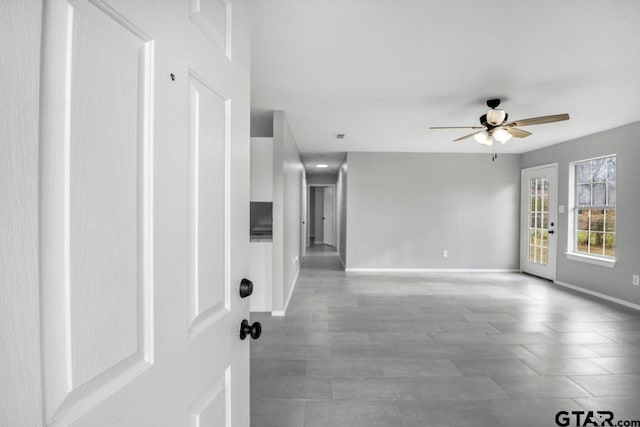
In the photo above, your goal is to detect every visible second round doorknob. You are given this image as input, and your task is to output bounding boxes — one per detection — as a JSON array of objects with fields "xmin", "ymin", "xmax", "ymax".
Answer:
[{"xmin": 239, "ymin": 319, "xmax": 262, "ymax": 340}]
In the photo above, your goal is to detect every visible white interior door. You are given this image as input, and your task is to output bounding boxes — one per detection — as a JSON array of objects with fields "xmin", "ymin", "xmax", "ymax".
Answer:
[
  {"xmin": 2, "ymin": 0, "xmax": 251, "ymax": 426},
  {"xmin": 323, "ymin": 186, "xmax": 335, "ymax": 247},
  {"xmin": 521, "ymin": 164, "xmax": 558, "ymax": 280}
]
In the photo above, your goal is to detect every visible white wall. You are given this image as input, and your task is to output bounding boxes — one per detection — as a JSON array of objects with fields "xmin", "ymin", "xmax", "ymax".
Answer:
[
  {"xmin": 272, "ymin": 111, "xmax": 305, "ymax": 312},
  {"xmin": 522, "ymin": 121, "xmax": 640, "ymax": 306},
  {"xmin": 250, "ymin": 137, "xmax": 273, "ymax": 201},
  {"xmin": 336, "ymin": 162, "xmax": 348, "ymax": 267},
  {"xmin": 307, "ymin": 173, "xmax": 337, "ymax": 185},
  {"xmin": 346, "ymin": 152, "xmax": 521, "ymax": 270}
]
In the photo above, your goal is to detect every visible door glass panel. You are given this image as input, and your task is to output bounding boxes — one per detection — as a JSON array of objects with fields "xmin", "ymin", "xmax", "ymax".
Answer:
[{"xmin": 528, "ymin": 176, "xmax": 549, "ymax": 265}]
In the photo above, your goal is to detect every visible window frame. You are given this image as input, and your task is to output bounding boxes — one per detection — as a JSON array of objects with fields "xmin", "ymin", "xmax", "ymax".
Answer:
[{"xmin": 566, "ymin": 154, "xmax": 617, "ymax": 268}]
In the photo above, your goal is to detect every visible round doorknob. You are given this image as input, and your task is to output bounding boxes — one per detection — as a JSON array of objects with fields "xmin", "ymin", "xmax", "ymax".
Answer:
[
  {"xmin": 239, "ymin": 319, "xmax": 262, "ymax": 340},
  {"xmin": 239, "ymin": 278, "xmax": 253, "ymax": 298}
]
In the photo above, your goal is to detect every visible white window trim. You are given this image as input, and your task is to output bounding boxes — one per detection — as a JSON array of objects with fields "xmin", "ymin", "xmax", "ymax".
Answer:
[
  {"xmin": 565, "ymin": 252, "xmax": 616, "ymax": 268},
  {"xmin": 566, "ymin": 154, "xmax": 617, "ymax": 268}
]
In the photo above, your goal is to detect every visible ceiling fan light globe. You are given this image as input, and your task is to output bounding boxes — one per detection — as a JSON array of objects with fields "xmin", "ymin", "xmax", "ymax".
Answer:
[
  {"xmin": 486, "ymin": 109, "xmax": 507, "ymax": 126},
  {"xmin": 474, "ymin": 130, "xmax": 492, "ymax": 145},
  {"xmin": 493, "ymin": 127, "xmax": 512, "ymax": 144}
]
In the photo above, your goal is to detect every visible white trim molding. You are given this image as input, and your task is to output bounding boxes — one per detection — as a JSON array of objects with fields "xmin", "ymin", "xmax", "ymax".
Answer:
[
  {"xmin": 554, "ymin": 280, "xmax": 640, "ymax": 311},
  {"xmin": 345, "ymin": 268, "xmax": 519, "ymax": 273},
  {"xmin": 565, "ymin": 252, "xmax": 616, "ymax": 268},
  {"xmin": 271, "ymin": 266, "xmax": 300, "ymax": 317}
]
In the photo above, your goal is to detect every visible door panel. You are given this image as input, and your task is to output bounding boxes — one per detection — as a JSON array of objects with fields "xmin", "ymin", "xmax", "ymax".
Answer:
[
  {"xmin": 323, "ymin": 187, "xmax": 335, "ymax": 247},
  {"xmin": 521, "ymin": 165, "xmax": 558, "ymax": 280},
  {"xmin": 2, "ymin": 0, "xmax": 251, "ymax": 425},
  {"xmin": 187, "ymin": 72, "xmax": 229, "ymax": 336},
  {"xmin": 40, "ymin": 1, "xmax": 155, "ymax": 422}
]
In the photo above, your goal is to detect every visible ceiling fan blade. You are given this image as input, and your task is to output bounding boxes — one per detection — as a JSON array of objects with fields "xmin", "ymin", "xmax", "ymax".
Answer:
[
  {"xmin": 505, "ymin": 113, "xmax": 570, "ymax": 127},
  {"xmin": 429, "ymin": 126, "xmax": 484, "ymax": 130},
  {"xmin": 506, "ymin": 127, "xmax": 532, "ymax": 138},
  {"xmin": 453, "ymin": 131, "xmax": 481, "ymax": 142}
]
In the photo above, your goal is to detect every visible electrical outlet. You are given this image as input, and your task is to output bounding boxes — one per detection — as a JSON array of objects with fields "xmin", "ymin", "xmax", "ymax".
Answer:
[
  {"xmin": 633, "ymin": 275, "xmax": 639, "ymax": 286},
  {"xmin": 442, "ymin": 249, "xmax": 448, "ymax": 258}
]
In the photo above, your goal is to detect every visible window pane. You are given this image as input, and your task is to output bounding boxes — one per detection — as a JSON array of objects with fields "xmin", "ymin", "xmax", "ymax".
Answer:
[
  {"xmin": 608, "ymin": 157, "xmax": 617, "ymax": 180},
  {"xmin": 593, "ymin": 183, "xmax": 606, "ymax": 206},
  {"xmin": 530, "ymin": 179, "xmax": 536, "ymax": 195},
  {"xmin": 589, "ymin": 232, "xmax": 604, "ymax": 255},
  {"xmin": 529, "ymin": 246, "xmax": 536, "ymax": 262},
  {"xmin": 607, "ymin": 181, "xmax": 616, "ymax": 205},
  {"xmin": 542, "ymin": 213, "xmax": 548, "ymax": 229},
  {"xmin": 604, "ymin": 233, "xmax": 616, "ymax": 257},
  {"xmin": 535, "ymin": 229, "xmax": 543, "ymax": 245},
  {"xmin": 590, "ymin": 209, "xmax": 604, "ymax": 231},
  {"xmin": 541, "ymin": 247, "xmax": 548, "ymax": 265},
  {"xmin": 542, "ymin": 179, "xmax": 549, "ymax": 195},
  {"xmin": 541, "ymin": 195, "xmax": 548, "ymax": 212},
  {"xmin": 576, "ymin": 231, "xmax": 588, "ymax": 253},
  {"xmin": 605, "ymin": 209, "xmax": 616, "ymax": 232},
  {"xmin": 529, "ymin": 230, "xmax": 536, "ymax": 246},
  {"xmin": 593, "ymin": 159, "xmax": 607, "ymax": 182},
  {"xmin": 541, "ymin": 230, "xmax": 548, "ymax": 248},
  {"xmin": 578, "ymin": 184, "xmax": 591, "ymax": 206},
  {"xmin": 577, "ymin": 163, "xmax": 591, "ymax": 183},
  {"xmin": 577, "ymin": 209, "xmax": 590, "ymax": 230}
]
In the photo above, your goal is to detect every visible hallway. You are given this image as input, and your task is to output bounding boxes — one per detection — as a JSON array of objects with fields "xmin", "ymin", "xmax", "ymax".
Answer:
[{"xmin": 250, "ymin": 246, "xmax": 640, "ymax": 427}]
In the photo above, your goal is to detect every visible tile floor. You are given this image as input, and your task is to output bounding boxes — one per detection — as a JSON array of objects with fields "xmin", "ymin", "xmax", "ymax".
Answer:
[{"xmin": 250, "ymin": 245, "xmax": 640, "ymax": 427}]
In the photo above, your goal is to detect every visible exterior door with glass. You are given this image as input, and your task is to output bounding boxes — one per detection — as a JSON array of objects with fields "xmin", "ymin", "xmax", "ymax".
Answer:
[{"xmin": 521, "ymin": 164, "xmax": 558, "ymax": 280}]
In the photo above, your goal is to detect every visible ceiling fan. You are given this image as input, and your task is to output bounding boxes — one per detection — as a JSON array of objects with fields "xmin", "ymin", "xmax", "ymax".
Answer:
[{"xmin": 429, "ymin": 99, "xmax": 569, "ymax": 146}]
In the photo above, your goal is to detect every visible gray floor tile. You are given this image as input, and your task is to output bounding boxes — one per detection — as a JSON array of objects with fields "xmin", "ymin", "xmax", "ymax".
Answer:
[
  {"xmin": 452, "ymin": 359, "xmax": 537, "ymax": 377},
  {"xmin": 398, "ymin": 400, "xmax": 505, "ymax": 427},
  {"xmin": 304, "ymin": 400, "xmax": 402, "ymax": 427},
  {"xmin": 251, "ymin": 399, "xmax": 305, "ymax": 427},
  {"xmin": 332, "ymin": 377, "xmax": 422, "ymax": 400},
  {"xmin": 492, "ymin": 375, "xmax": 592, "ymax": 398},
  {"xmin": 251, "ymin": 376, "xmax": 332, "ymax": 400},
  {"xmin": 522, "ymin": 344, "xmax": 600, "ymax": 358},
  {"xmin": 306, "ymin": 359, "xmax": 384, "ymax": 377},
  {"xmin": 569, "ymin": 374, "xmax": 640, "ymax": 397},
  {"xmin": 490, "ymin": 332, "xmax": 557, "ymax": 344},
  {"xmin": 545, "ymin": 332, "xmax": 616, "ymax": 344},
  {"xmin": 589, "ymin": 357, "xmax": 640, "ymax": 374},
  {"xmin": 251, "ymin": 359, "xmax": 308, "ymax": 377},
  {"xmin": 487, "ymin": 398, "xmax": 584, "ymax": 427},
  {"xmin": 522, "ymin": 358, "xmax": 610, "ymax": 375},
  {"xmin": 250, "ymin": 246, "xmax": 640, "ymax": 427}
]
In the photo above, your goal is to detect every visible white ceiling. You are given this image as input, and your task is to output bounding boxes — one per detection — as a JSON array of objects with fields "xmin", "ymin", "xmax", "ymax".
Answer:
[{"xmin": 249, "ymin": 0, "xmax": 640, "ymax": 172}]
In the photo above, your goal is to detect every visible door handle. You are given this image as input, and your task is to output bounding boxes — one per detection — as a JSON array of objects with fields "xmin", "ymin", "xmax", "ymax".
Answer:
[
  {"xmin": 548, "ymin": 230, "xmax": 555, "ymax": 234},
  {"xmin": 239, "ymin": 278, "xmax": 253, "ymax": 298},
  {"xmin": 239, "ymin": 319, "xmax": 262, "ymax": 340}
]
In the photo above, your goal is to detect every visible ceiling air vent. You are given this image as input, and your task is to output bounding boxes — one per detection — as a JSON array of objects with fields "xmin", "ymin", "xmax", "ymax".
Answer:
[{"xmin": 334, "ymin": 133, "xmax": 346, "ymax": 139}]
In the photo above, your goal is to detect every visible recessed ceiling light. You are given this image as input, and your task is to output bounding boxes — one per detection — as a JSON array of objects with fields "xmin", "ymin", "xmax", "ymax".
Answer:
[{"xmin": 316, "ymin": 164, "xmax": 329, "ymax": 168}]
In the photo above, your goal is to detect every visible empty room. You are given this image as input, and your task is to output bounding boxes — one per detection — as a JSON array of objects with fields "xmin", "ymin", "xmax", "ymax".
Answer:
[{"xmin": 2, "ymin": 1, "xmax": 640, "ymax": 427}]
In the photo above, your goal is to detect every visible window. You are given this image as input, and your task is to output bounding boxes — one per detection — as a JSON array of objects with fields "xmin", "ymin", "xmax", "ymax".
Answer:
[{"xmin": 568, "ymin": 155, "xmax": 616, "ymax": 264}]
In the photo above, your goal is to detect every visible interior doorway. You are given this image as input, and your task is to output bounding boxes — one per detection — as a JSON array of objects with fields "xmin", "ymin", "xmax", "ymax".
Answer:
[{"xmin": 307, "ymin": 184, "xmax": 336, "ymax": 248}]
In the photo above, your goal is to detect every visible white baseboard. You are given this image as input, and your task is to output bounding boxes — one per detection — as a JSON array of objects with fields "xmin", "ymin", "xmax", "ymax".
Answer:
[
  {"xmin": 554, "ymin": 280, "xmax": 640, "ymax": 311},
  {"xmin": 345, "ymin": 268, "xmax": 519, "ymax": 273},
  {"xmin": 271, "ymin": 266, "xmax": 300, "ymax": 317}
]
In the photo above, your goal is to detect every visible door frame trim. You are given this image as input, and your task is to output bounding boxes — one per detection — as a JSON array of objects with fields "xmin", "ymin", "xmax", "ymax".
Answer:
[{"xmin": 520, "ymin": 163, "xmax": 558, "ymax": 281}]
